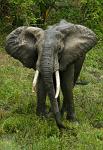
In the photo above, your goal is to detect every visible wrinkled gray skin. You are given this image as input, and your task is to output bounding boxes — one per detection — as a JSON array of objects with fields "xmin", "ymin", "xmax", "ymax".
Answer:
[{"xmin": 5, "ymin": 20, "xmax": 97, "ymax": 129}]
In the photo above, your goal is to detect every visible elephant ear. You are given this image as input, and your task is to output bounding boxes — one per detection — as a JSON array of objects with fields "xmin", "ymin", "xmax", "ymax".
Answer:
[
  {"xmin": 5, "ymin": 26, "xmax": 44, "ymax": 69},
  {"xmin": 55, "ymin": 20, "xmax": 97, "ymax": 70}
]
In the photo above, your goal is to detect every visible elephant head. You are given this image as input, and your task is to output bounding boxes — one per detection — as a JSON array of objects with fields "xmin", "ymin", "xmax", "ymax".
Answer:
[{"xmin": 5, "ymin": 20, "xmax": 97, "ymax": 128}]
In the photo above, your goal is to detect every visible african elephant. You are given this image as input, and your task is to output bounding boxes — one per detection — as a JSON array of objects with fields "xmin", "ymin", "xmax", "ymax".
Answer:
[{"xmin": 5, "ymin": 20, "xmax": 97, "ymax": 129}]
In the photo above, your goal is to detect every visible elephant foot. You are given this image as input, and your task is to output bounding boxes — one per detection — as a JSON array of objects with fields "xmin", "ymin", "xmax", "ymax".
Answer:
[
  {"xmin": 57, "ymin": 122, "xmax": 66, "ymax": 129},
  {"xmin": 36, "ymin": 109, "xmax": 48, "ymax": 118},
  {"xmin": 66, "ymin": 114, "xmax": 79, "ymax": 125},
  {"xmin": 47, "ymin": 111, "xmax": 54, "ymax": 118},
  {"xmin": 36, "ymin": 104, "xmax": 47, "ymax": 117}
]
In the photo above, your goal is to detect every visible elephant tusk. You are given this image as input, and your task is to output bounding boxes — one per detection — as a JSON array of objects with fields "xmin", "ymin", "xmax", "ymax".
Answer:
[
  {"xmin": 55, "ymin": 71, "xmax": 60, "ymax": 99},
  {"xmin": 32, "ymin": 70, "xmax": 39, "ymax": 92}
]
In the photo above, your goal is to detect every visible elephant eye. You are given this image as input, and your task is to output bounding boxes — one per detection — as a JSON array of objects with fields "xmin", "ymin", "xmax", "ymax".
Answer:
[
  {"xmin": 55, "ymin": 46, "xmax": 61, "ymax": 53},
  {"xmin": 58, "ymin": 45, "xmax": 63, "ymax": 53},
  {"xmin": 58, "ymin": 46, "xmax": 61, "ymax": 50}
]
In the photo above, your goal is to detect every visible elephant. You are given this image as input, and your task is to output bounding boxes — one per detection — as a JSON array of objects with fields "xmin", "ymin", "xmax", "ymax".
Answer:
[{"xmin": 5, "ymin": 20, "xmax": 97, "ymax": 129}]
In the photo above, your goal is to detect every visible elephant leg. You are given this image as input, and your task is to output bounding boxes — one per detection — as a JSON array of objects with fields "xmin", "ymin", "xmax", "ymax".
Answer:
[
  {"xmin": 36, "ymin": 74, "xmax": 47, "ymax": 116},
  {"xmin": 74, "ymin": 55, "xmax": 85, "ymax": 86},
  {"xmin": 60, "ymin": 64, "xmax": 76, "ymax": 121}
]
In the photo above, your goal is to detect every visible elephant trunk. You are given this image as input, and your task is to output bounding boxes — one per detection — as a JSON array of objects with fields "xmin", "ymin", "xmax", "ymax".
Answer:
[{"xmin": 39, "ymin": 53, "xmax": 65, "ymax": 129}]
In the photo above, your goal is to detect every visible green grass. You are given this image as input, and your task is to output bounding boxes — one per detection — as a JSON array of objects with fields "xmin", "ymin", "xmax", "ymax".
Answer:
[{"xmin": 0, "ymin": 33, "xmax": 103, "ymax": 150}]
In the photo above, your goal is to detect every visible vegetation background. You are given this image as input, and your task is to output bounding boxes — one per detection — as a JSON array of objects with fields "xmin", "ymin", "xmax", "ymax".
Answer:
[{"xmin": 0, "ymin": 0, "xmax": 103, "ymax": 149}]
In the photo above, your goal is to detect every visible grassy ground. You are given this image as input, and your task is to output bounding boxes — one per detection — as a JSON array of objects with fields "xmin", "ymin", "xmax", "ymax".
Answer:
[{"xmin": 0, "ymin": 33, "xmax": 103, "ymax": 150}]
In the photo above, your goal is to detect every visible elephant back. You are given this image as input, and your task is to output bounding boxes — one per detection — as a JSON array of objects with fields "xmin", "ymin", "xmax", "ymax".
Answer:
[{"xmin": 5, "ymin": 27, "xmax": 37, "ymax": 69}]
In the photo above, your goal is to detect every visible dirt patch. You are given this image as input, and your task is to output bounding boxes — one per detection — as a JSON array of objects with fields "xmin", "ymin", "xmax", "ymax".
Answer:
[{"xmin": 0, "ymin": 52, "xmax": 11, "ymax": 66}]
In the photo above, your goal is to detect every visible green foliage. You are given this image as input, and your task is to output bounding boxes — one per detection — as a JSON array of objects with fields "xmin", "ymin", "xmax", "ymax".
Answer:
[
  {"xmin": 0, "ymin": 0, "xmax": 103, "ymax": 33},
  {"xmin": 0, "ymin": 0, "xmax": 37, "ymax": 32},
  {"xmin": 48, "ymin": 0, "xmax": 103, "ymax": 35},
  {"xmin": 79, "ymin": 0, "xmax": 103, "ymax": 31},
  {"xmin": 9, "ymin": 0, "xmax": 37, "ymax": 26}
]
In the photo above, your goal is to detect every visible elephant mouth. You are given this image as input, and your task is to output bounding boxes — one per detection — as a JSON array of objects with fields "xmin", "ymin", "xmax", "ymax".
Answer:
[{"xmin": 32, "ymin": 69, "xmax": 60, "ymax": 99}]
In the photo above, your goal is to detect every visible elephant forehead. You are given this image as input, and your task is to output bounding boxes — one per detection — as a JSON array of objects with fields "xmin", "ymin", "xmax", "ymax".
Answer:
[
  {"xmin": 45, "ymin": 32, "xmax": 55, "ymax": 40},
  {"xmin": 45, "ymin": 29, "xmax": 59, "ymax": 40}
]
